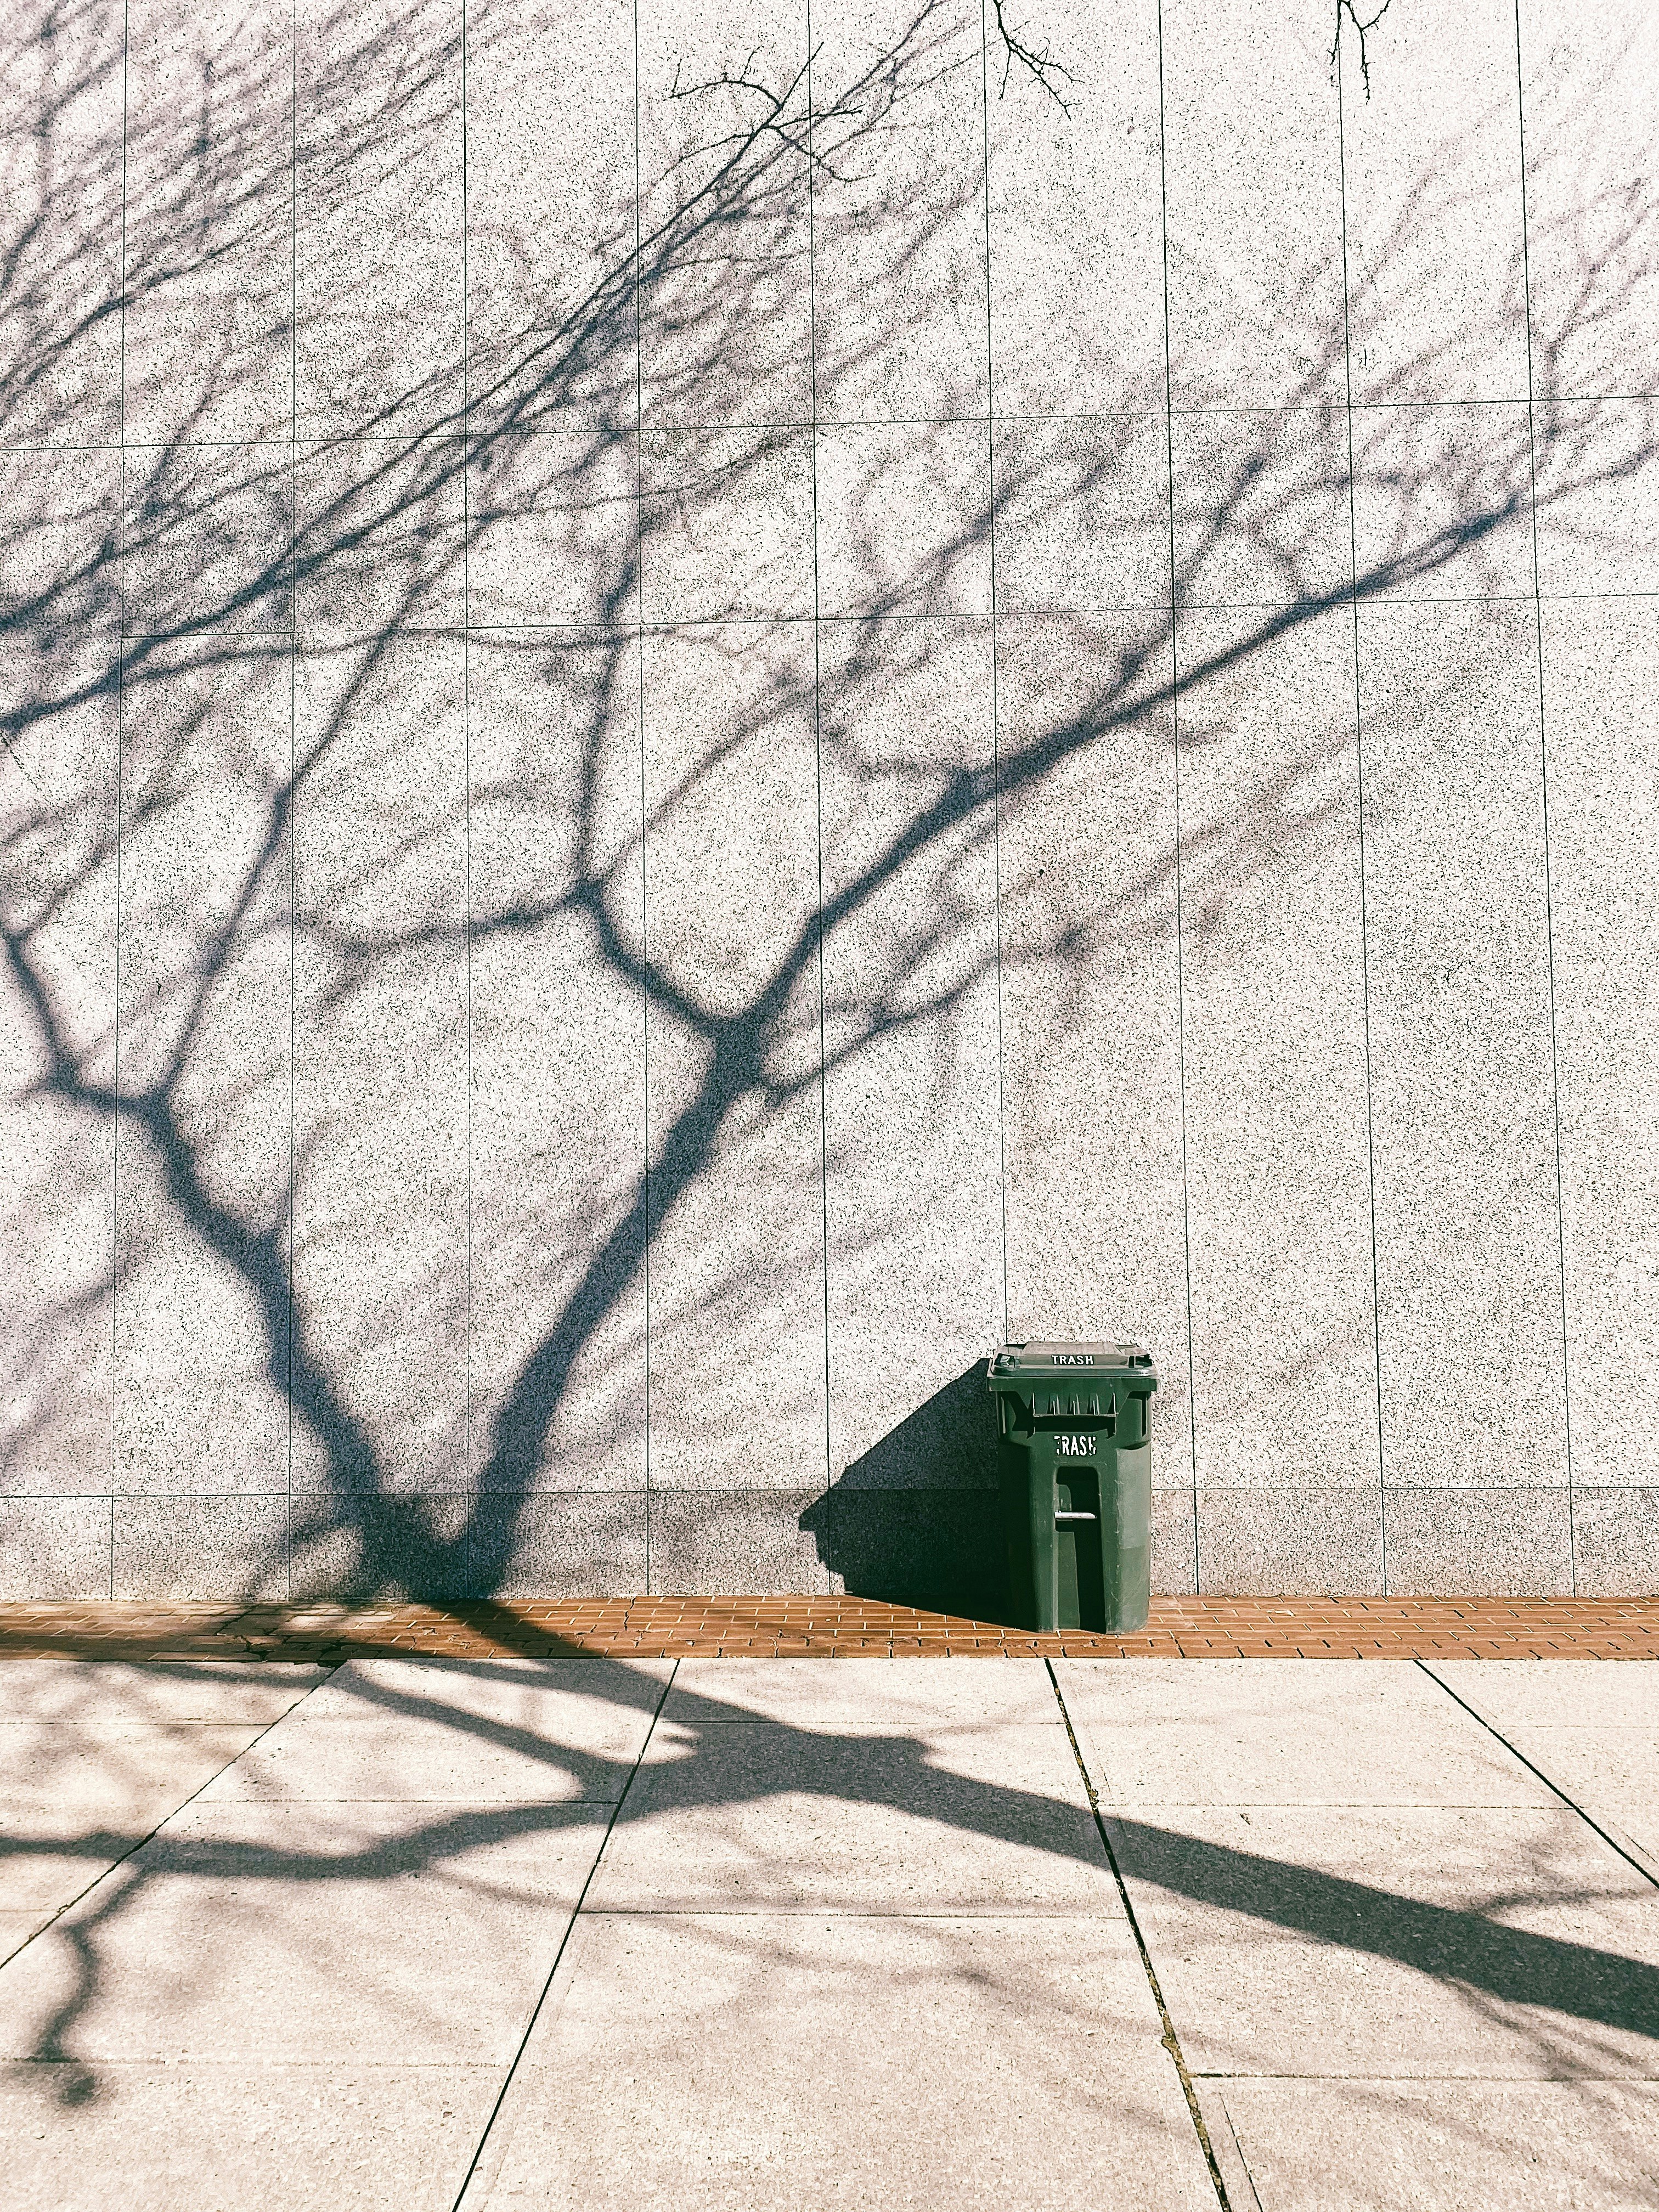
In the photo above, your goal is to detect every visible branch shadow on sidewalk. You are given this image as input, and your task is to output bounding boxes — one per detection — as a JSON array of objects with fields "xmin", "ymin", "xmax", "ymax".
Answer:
[{"xmin": 4, "ymin": 1652, "xmax": 1657, "ymax": 2120}]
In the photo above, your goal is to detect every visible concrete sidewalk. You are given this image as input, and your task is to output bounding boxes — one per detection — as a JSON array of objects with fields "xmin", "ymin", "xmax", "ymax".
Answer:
[{"xmin": 2, "ymin": 1656, "xmax": 1656, "ymax": 2210}]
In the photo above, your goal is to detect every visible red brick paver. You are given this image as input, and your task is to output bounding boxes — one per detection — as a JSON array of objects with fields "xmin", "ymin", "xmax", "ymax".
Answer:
[{"xmin": 1, "ymin": 1596, "xmax": 1656, "ymax": 1662}]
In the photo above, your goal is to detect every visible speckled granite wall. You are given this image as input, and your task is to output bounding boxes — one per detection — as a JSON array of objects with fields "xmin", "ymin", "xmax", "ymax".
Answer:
[{"xmin": 3, "ymin": 0, "xmax": 1656, "ymax": 1601}]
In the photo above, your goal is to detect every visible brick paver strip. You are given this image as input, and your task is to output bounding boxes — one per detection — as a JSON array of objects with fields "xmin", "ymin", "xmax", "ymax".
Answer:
[{"xmin": 0, "ymin": 1596, "xmax": 1655, "ymax": 1661}]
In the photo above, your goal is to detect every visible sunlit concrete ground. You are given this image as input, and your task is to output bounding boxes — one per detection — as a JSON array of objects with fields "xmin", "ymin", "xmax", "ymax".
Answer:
[{"xmin": 2, "ymin": 1656, "xmax": 1656, "ymax": 2210}]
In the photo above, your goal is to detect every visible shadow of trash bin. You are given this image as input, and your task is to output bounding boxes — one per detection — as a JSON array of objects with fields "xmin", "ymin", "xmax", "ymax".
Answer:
[{"xmin": 799, "ymin": 1364, "xmax": 1009, "ymax": 1618}]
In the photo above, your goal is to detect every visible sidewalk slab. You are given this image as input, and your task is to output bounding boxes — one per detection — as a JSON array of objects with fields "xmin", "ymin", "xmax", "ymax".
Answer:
[
  {"xmin": 1107, "ymin": 1802, "xmax": 1659, "ymax": 2077},
  {"xmin": 0, "ymin": 1660, "xmax": 332, "ymax": 1720},
  {"xmin": 291, "ymin": 1653, "xmax": 674, "ymax": 1726},
  {"xmin": 0, "ymin": 1799, "xmax": 612, "ymax": 2063},
  {"xmin": 0, "ymin": 1690, "xmax": 323, "ymax": 1927},
  {"xmin": 1198, "ymin": 2078, "xmax": 1659, "ymax": 2211},
  {"xmin": 1427, "ymin": 1660, "xmax": 1659, "ymax": 1877},
  {"xmin": 1055, "ymin": 1657, "xmax": 1560, "ymax": 1806},
  {"xmin": 662, "ymin": 1654, "xmax": 1066, "ymax": 1728},
  {"xmin": 1427, "ymin": 1661, "xmax": 1659, "ymax": 1729},
  {"xmin": 1056, "ymin": 1659, "xmax": 1659, "ymax": 2212},
  {"xmin": 585, "ymin": 1716, "xmax": 1111, "ymax": 1914},
  {"xmin": 199, "ymin": 1655, "xmax": 670, "ymax": 1805},
  {"xmin": 7, "ymin": 1647, "xmax": 1655, "ymax": 2211},
  {"xmin": 462, "ymin": 1912, "xmax": 1215, "ymax": 2212},
  {"xmin": 0, "ymin": 2061, "xmax": 497, "ymax": 2212},
  {"xmin": 1, "ymin": 1722, "xmax": 276, "ymax": 1811},
  {"xmin": 1, "ymin": 1815, "xmax": 155, "ymax": 1923}
]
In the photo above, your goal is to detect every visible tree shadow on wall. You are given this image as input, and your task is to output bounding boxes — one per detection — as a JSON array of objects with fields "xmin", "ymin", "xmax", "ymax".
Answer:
[
  {"xmin": 4, "ymin": 0, "xmax": 1659, "ymax": 1607},
  {"xmin": 800, "ymin": 1364, "xmax": 1009, "ymax": 1618}
]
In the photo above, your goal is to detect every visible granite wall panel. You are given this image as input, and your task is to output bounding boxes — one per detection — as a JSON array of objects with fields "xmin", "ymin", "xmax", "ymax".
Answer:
[
  {"xmin": 0, "ymin": 0, "xmax": 126, "ymax": 447},
  {"xmin": 114, "ymin": 647, "xmax": 292, "ymax": 1502},
  {"xmin": 1532, "ymin": 399, "xmax": 1659, "ymax": 602},
  {"xmin": 651, "ymin": 1488, "xmax": 831, "ymax": 1596},
  {"xmin": 467, "ymin": 631, "xmax": 646, "ymax": 1496},
  {"xmin": 820, "ymin": 619, "xmax": 1002, "ymax": 1494},
  {"xmin": 113, "ymin": 1492, "xmax": 289, "ymax": 1601},
  {"xmin": 294, "ymin": 0, "xmax": 464, "ymax": 440},
  {"xmin": 288, "ymin": 1490, "xmax": 473, "ymax": 1602},
  {"xmin": 1384, "ymin": 1487, "xmax": 1575, "ymax": 1598},
  {"xmin": 295, "ymin": 437, "xmax": 465, "ymax": 640},
  {"xmin": 123, "ymin": 443, "xmax": 294, "ymax": 639},
  {"xmin": 815, "ymin": 421, "xmax": 991, "ymax": 618},
  {"xmin": 1, "ymin": 654, "xmax": 117, "ymax": 1503},
  {"xmin": 636, "ymin": 0, "xmax": 811, "ymax": 429},
  {"xmin": 1179, "ymin": 609, "xmax": 1379, "ymax": 1494},
  {"xmin": 465, "ymin": 0, "xmax": 637, "ymax": 408},
  {"xmin": 810, "ymin": 0, "xmax": 987, "ymax": 424},
  {"xmin": 816, "ymin": 1485, "xmax": 1003, "ymax": 1613},
  {"xmin": 1541, "ymin": 602, "xmax": 1659, "ymax": 1492},
  {"xmin": 482, "ymin": 1491, "xmax": 650, "ymax": 1599},
  {"xmin": 0, "ymin": 1499, "xmax": 111, "ymax": 1601},
  {"xmin": 1571, "ymin": 1489, "xmax": 1659, "ymax": 1601},
  {"xmin": 991, "ymin": 415, "xmax": 1168, "ymax": 616},
  {"xmin": 639, "ymin": 428, "xmax": 814, "ymax": 623},
  {"xmin": 985, "ymin": 0, "xmax": 1165, "ymax": 416},
  {"xmin": 1361, "ymin": 602, "xmax": 1568, "ymax": 1494},
  {"xmin": 1347, "ymin": 403, "xmax": 1536, "ymax": 604},
  {"xmin": 121, "ymin": 0, "xmax": 293, "ymax": 445},
  {"xmin": 1169, "ymin": 405, "xmax": 1351, "ymax": 610},
  {"xmin": 1338, "ymin": 0, "xmax": 1529, "ymax": 405},
  {"xmin": 996, "ymin": 614, "xmax": 1191, "ymax": 1484},
  {"xmin": 1161, "ymin": 0, "xmax": 1344, "ymax": 407},
  {"xmin": 1149, "ymin": 1488, "xmax": 1198, "ymax": 1600},
  {"xmin": 1517, "ymin": 0, "xmax": 1659, "ymax": 401},
  {"xmin": 1198, "ymin": 1488, "xmax": 1385, "ymax": 1598},
  {"xmin": 467, "ymin": 431, "xmax": 635, "ymax": 630},
  {"xmin": 641, "ymin": 623, "xmax": 826, "ymax": 1494},
  {"xmin": 290, "ymin": 637, "xmax": 469, "ymax": 1520}
]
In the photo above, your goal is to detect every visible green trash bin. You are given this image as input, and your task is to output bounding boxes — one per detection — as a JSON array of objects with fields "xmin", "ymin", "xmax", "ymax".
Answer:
[{"xmin": 987, "ymin": 1340, "xmax": 1158, "ymax": 1633}]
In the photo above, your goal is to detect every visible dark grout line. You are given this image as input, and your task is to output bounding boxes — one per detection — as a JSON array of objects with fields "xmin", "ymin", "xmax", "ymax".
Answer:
[
  {"xmin": 449, "ymin": 1657, "xmax": 678, "ymax": 2211},
  {"xmin": 1046, "ymin": 1659, "xmax": 1233, "ymax": 2210},
  {"xmin": 1153, "ymin": 0, "xmax": 1202, "ymax": 1587},
  {"xmin": 806, "ymin": 0, "xmax": 835, "ymax": 1577},
  {"xmin": 11, "ymin": 393, "xmax": 1659, "ymax": 456},
  {"xmin": 1334, "ymin": 13, "xmax": 1390, "ymax": 1586},
  {"xmin": 977, "ymin": 0, "xmax": 1011, "ymax": 1348},
  {"xmin": 1510, "ymin": 0, "xmax": 1576, "ymax": 1589},
  {"xmin": 287, "ymin": 0, "xmax": 298, "ymax": 1604},
  {"xmin": 0, "ymin": 1660, "xmax": 339, "ymax": 1979},
  {"xmin": 633, "ymin": 0, "xmax": 652, "ymax": 1595},
  {"xmin": 1415, "ymin": 1659, "xmax": 1658, "ymax": 1892},
  {"xmin": 117, "ymin": 436, "xmax": 300, "ymax": 451},
  {"xmin": 461, "ymin": 0, "xmax": 474, "ymax": 1536},
  {"xmin": 111, "ymin": 0, "xmax": 132, "ymax": 1609}
]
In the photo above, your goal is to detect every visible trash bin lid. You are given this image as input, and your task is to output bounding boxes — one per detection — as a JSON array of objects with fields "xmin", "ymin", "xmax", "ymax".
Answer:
[{"xmin": 989, "ymin": 1339, "xmax": 1157, "ymax": 1381}]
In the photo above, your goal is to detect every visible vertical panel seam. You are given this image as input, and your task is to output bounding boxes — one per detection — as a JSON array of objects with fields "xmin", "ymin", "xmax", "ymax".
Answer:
[
  {"xmin": 1512, "ymin": 0, "xmax": 1575, "ymax": 1589},
  {"xmin": 461, "ymin": 0, "xmax": 474, "ymax": 1579},
  {"xmin": 1153, "ymin": 0, "xmax": 1199, "ymax": 1594},
  {"xmin": 634, "ymin": 0, "xmax": 652, "ymax": 1590},
  {"xmin": 287, "ymin": 0, "xmax": 298, "ymax": 1600},
  {"xmin": 112, "ymin": 0, "xmax": 131, "ymax": 1602},
  {"xmin": 807, "ymin": 0, "xmax": 834, "ymax": 1584},
  {"xmin": 979, "ymin": 0, "xmax": 1009, "ymax": 1345},
  {"xmin": 1334, "ymin": 23, "xmax": 1389, "ymax": 1593}
]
